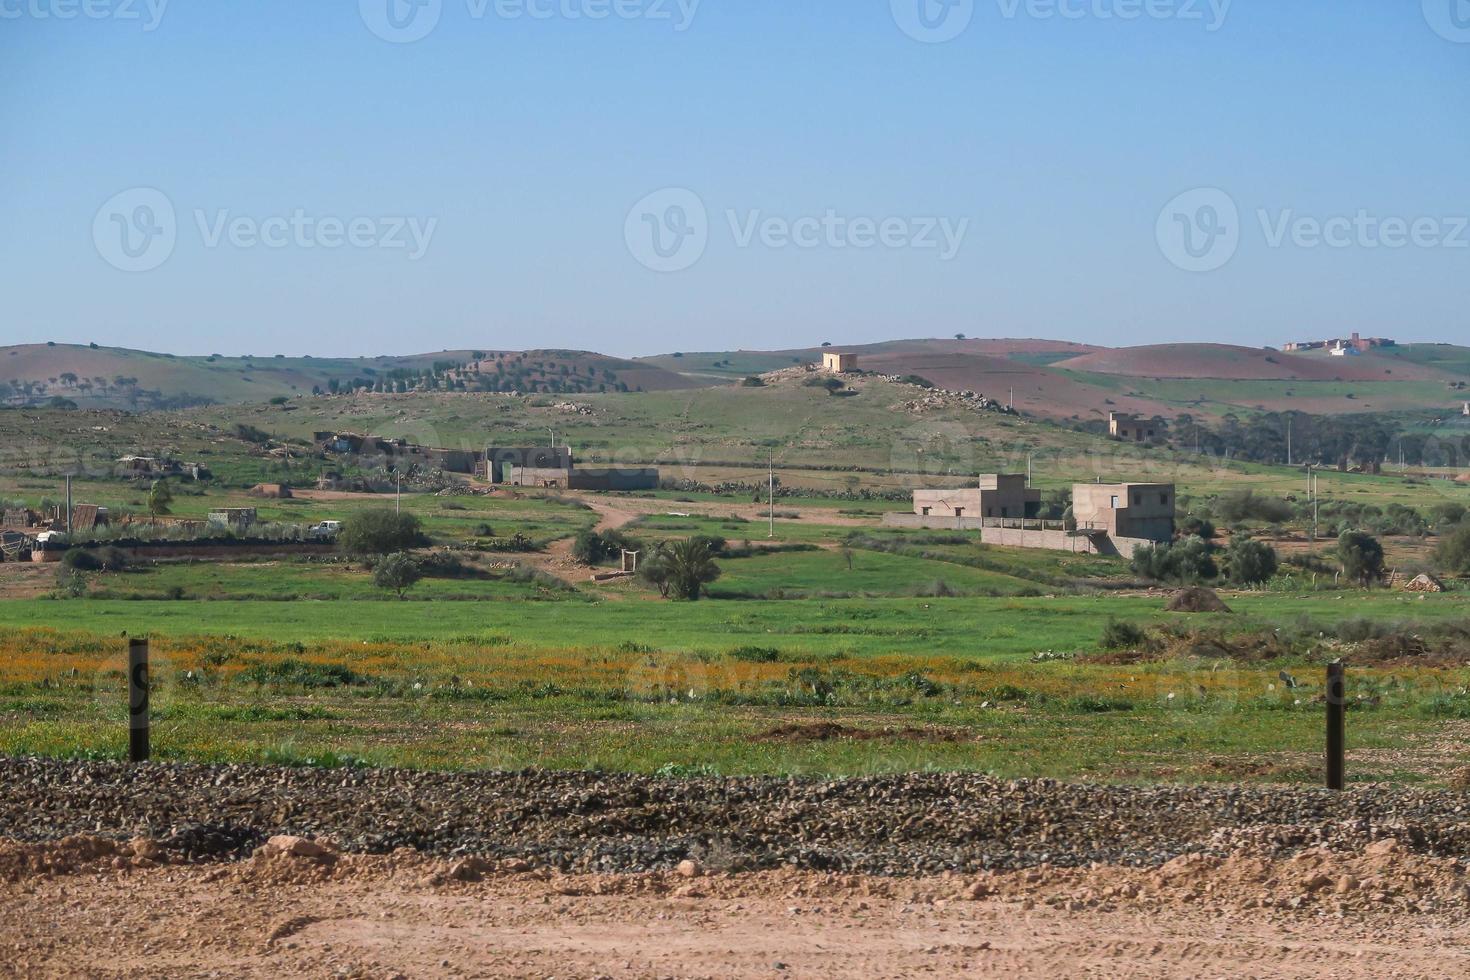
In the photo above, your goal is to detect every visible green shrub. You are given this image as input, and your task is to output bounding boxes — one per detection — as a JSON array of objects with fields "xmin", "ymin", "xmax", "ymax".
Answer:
[
  {"xmin": 340, "ymin": 510, "xmax": 427, "ymax": 555},
  {"xmin": 373, "ymin": 552, "xmax": 424, "ymax": 597},
  {"xmin": 241, "ymin": 659, "xmax": 372, "ymax": 688},
  {"xmin": 1337, "ymin": 529, "xmax": 1386, "ymax": 587},
  {"xmin": 727, "ymin": 646, "xmax": 781, "ymax": 663},
  {"xmin": 1223, "ymin": 538, "xmax": 1279, "ymax": 586},
  {"xmin": 1434, "ymin": 522, "xmax": 1470, "ymax": 575},
  {"xmin": 1101, "ymin": 619, "xmax": 1146, "ymax": 650},
  {"xmin": 1131, "ymin": 537, "xmax": 1217, "ymax": 583}
]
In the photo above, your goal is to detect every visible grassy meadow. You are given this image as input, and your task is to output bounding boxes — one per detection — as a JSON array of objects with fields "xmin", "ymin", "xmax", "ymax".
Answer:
[
  {"xmin": 0, "ymin": 584, "xmax": 1467, "ymax": 783},
  {"xmin": 1, "ymin": 376, "xmax": 1469, "ymax": 787}
]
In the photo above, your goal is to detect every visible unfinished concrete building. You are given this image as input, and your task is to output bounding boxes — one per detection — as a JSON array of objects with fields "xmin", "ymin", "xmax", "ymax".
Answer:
[
  {"xmin": 316, "ymin": 432, "xmax": 479, "ymax": 474},
  {"xmin": 485, "ymin": 446, "xmax": 658, "ymax": 492},
  {"xmin": 1108, "ymin": 412, "xmax": 1160, "ymax": 443},
  {"xmin": 911, "ymin": 475, "xmax": 1040, "ymax": 522},
  {"xmin": 484, "ymin": 447, "xmax": 572, "ymax": 484},
  {"xmin": 1071, "ymin": 482, "xmax": 1177, "ymax": 548},
  {"xmin": 885, "ymin": 478, "xmax": 1175, "ymax": 558},
  {"xmin": 821, "ymin": 351, "xmax": 857, "ymax": 373}
]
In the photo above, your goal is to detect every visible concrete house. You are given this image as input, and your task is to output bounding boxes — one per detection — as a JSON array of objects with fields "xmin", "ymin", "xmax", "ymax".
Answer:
[
  {"xmin": 1072, "ymin": 483, "xmax": 1176, "ymax": 543},
  {"xmin": 485, "ymin": 445, "xmax": 658, "ymax": 492},
  {"xmin": 821, "ymin": 352, "xmax": 857, "ymax": 373},
  {"xmin": 484, "ymin": 446, "xmax": 572, "ymax": 484},
  {"xmin": 884, "ymin": 479, "xmax": 1176, "ymax": 558},
  {"xmin": 911, "ymin": 475, "xmax": 1040, "ymax": 522},
  {"xmin": 1108, "ymin": 412, "xmax": 1160, "ymax": 443}
]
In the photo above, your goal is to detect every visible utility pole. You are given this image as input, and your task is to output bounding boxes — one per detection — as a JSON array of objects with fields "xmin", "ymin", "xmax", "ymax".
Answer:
[
  {"xmin": 768, "ymin": 453, "xmax": 775, "ymax": 540},
  {"xmin": 395, "ymin": 470, "xmax": 402, "ymax": 516},
  {"xmin": 1286, "ymin": 418, "xmax": 1293, "ymax": 467},
  {"xmin": 64, "ymin": 474, "xmax": 72, "ymax": 535}
]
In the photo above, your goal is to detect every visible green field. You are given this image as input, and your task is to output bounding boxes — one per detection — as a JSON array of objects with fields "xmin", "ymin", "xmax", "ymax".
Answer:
[{"xmin": 1, "ymin": 587, "xmax": 1466, "ymax": 780}]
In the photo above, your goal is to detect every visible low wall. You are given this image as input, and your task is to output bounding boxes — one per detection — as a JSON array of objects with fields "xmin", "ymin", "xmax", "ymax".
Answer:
[
  {"xmin": 881, "ymin": 514, "xmax": 987, "ymax": 531},
  {"xmin": 879, "ymin": 514, "xmax": 1160, "ymax": 558},
  {"xmin": 568, "ymin": 469, "xmax": 660, "ymax": 492},
  {"xmin": 32, "ymin": 542, "xmax": 337, "ymax": 563}
]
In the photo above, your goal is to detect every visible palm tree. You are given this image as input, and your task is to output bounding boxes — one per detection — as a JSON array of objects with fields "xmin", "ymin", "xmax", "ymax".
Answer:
[{"xmin": 662, "ymin": 538, "xmax": 722, "ymax": 601}]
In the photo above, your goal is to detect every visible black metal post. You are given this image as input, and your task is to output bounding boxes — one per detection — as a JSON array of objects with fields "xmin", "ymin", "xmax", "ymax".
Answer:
[
  {"xmin": 1325, "ymin": 660, "xmax": 1345, "ymax": 790},
  {"xmin": 128, "ymin": 637, "xmax": 150, "ymax": 763}
]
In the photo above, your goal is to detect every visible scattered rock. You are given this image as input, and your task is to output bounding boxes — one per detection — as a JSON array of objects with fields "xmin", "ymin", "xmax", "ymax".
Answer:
[{"xmin": 261, "ymin": 836, "xmax": 337, "ymax": 862}]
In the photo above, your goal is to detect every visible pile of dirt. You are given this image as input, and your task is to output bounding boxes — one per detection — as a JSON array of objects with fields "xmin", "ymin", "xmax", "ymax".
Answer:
[
  {"xmin": 1166, "ymin": 587, "xmax": 1232, "ymax": 613},
  {"xmin": 0, "ymin": 835, "xmax": 129, "ymax": 881},
  {"xmin": 957, "ymin": 838, "xmax": 1470, "ymax": 917}
]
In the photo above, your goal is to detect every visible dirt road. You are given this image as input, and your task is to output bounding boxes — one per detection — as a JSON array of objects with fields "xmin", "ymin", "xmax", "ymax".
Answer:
[{"xmin": 5, "ymin": 840, "xmax": 1468, "ymax": 978}]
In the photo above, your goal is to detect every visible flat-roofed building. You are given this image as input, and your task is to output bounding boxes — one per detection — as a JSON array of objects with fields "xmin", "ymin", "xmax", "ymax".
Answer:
[
  {"xmin": 821, "ymin": 351, "xmax": 857, "ymax": 373},
  {"xmin": 1072, "ymin": 483, "xmax": 1176, "ymax": 542},
  {"xmin": 910, "ymin": 474, "xmax": 1040, "ymax": 522}
]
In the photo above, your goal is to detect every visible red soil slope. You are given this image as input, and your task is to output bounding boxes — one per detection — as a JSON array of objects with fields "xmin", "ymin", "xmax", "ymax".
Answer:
[
  {"xmin": 1054, "ymin": 344, "xmax": 1449, "ymax": 382},
  {"xmin": 860, "ymin": 352, "xmax": 1175, "ymax": 422}
]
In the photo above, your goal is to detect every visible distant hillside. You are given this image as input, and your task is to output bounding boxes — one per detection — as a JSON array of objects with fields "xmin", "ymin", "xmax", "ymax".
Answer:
[
  {"xmin": 639, "ymin": 337, "xmax": 1101, "ymax": 381},
  {"xmin": 646, "ymin": 338, "xmax": 1470, "ymax": 422},
  {"xmin": 1053, "ymin": 344, "xmax": 1453, "ymax": 383},
  {"xmin": 0, "ymin": 344, "xmax": 705, "ymax": 409},
  {"xmin": 6, "ymin": 337, "xmax": 1466, "ymax": 422}
]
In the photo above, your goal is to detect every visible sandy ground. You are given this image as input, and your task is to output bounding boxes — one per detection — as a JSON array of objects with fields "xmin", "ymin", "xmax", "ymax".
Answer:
[{"xmin": 5, "ymin": 838, "xmax": 1470, "ymax": 979}]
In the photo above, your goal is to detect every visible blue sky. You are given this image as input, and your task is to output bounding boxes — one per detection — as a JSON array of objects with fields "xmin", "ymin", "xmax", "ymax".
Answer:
[{"xmin": 2, "ymin": 0, "xmax": 1467, "ymax": 357}]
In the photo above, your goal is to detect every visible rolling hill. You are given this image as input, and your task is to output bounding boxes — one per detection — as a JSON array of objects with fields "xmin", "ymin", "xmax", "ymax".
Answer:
[
  {"xmin": 6, "ymin": 337, "xmax": 1468, "ymax": 423},
  {"xmin": 0, "ymin": 344, "xmax": 706, "ymax": 409},
  {"xmin": 1052, "ymin": 343, "xmax": 1452, "ymax": 383}
]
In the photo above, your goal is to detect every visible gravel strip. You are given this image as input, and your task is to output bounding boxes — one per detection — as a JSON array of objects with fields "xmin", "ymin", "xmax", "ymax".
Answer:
[{"xmin": 6, "ymin": 757, "xmax": 1470, "ymax": 874}]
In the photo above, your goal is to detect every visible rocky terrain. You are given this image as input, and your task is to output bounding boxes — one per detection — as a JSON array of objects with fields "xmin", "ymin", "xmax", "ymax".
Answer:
[
  {"xmin": 7, "ymin": 759, "xmax": 1470, "ymax": 976},
  {"xmin": 5, "ymin": 759, "xmax": 1470, "ymax": 875}
]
